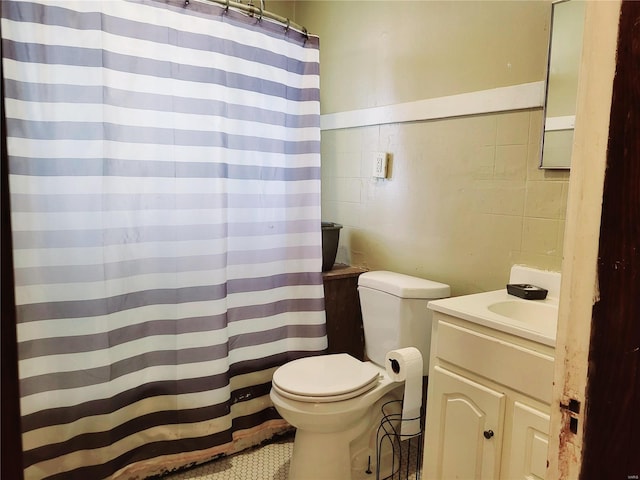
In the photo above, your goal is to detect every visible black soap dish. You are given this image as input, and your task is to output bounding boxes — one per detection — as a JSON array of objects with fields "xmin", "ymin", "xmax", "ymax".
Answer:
[{"xmin": 507, "ymin": 284, "xmax": 548, "ymax": 300}]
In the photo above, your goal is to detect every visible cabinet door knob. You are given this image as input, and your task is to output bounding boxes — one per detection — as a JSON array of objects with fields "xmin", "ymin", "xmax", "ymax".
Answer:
[{"xmin": 483, "ymin": 430, "xmax": 494, "ymax": 439}]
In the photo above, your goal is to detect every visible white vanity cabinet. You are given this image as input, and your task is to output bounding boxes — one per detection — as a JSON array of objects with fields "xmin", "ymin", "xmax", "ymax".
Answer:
[{"xmin": 423, "ymin": 311, "xmax": 555, "ymax": 480}]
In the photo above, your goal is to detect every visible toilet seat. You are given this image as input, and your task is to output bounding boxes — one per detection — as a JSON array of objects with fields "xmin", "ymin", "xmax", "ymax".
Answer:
[
  {"xmin": 272, "ymin": 378, "xmax": 380, "ymax": 403},
  {"xmin": 272, "ymin": 353, "xmax": 382, "ymax": 403}
]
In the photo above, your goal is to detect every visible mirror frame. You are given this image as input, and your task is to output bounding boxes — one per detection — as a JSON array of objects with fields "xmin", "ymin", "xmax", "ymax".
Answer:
[{"xmin": 539, "ymin": 0, "xmax": 586, "ymax": 169}]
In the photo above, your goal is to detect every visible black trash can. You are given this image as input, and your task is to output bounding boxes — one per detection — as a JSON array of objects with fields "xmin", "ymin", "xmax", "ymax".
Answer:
[{"xmin": 321, "ymin": 222, "xmax": 342, "ymax": 272}]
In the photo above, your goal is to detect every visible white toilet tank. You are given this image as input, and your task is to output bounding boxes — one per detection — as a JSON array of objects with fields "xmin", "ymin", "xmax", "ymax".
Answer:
[{"xmin": 358, "ymin": 271, "xmax": 450, "ymax": 375}]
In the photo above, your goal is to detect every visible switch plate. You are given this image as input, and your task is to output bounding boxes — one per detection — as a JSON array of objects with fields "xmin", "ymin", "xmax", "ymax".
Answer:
[{"xmin": 372, "ymin": 152, "xmax": 388, "ymax": 178}]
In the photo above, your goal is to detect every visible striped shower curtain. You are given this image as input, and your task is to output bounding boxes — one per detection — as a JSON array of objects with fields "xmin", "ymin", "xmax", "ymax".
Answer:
[{"xmin": 1, "ymin": 1, "xmax": 326, "ymax": 478}]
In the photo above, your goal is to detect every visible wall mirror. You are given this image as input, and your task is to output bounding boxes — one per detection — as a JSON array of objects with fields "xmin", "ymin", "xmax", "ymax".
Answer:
[{"xmin": 540, "ymin": 0, "xmax": 586, "ymax": 169}]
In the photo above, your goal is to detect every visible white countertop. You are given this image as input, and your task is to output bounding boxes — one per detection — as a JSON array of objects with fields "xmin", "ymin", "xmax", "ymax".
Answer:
[{"xmin": 428, "ymin": 289, "xmax": 559, "ymax": 347}]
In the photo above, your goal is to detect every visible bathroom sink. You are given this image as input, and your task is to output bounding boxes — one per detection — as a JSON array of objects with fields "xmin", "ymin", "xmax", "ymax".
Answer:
[
  {"xmin": 488, "ymin": 300, "xmax": 558, "ymax": 325},
  {"xmin": 427, "ymin": 265, "xmax": 561, "ymax": 346},
  {"xmin": 428, "ymin": 290, "xmax": 559, "ymax": 346}
]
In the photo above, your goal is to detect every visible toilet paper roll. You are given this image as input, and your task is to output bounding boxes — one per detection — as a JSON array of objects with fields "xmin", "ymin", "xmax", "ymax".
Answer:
[{"xmin": 385, "ymin": 347, "xmax": 423, "ymax": 437}]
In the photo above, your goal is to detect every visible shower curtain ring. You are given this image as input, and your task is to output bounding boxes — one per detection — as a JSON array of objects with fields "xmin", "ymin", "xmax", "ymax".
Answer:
[
  {"xmin": 258, "ymin": 6, "xmax": 263, "ymax": 21},
  {"xmin": 224, "ymin": 0, "xmax": 230, "ymax": 13},
  {"xmin": 183, "ymin": 0, "xmax": 189, "ymax": 6},
  {"xmin": 285, "ymin": 18, "xmax": 290, "ymax": 32}
]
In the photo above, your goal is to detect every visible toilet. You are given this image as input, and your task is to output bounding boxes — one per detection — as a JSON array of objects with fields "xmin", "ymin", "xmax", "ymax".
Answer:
[{"xmin": 270, "ymin": 270, "xmax": 450, "ymax": 480}]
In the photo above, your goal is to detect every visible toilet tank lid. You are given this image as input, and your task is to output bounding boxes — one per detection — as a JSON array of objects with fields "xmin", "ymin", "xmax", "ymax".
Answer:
[{"xmin": 358, "ymin": 271, "xmax": 450, "ymax": 299}]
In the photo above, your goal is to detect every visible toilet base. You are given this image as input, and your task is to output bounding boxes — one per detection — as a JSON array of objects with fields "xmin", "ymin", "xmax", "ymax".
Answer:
[
  {"xmin": 288, "ymin": 429, "xmax": 352, "ymax": 480},
  {"xmin": 287, "ymin": 420, "xmax": 403, "ymax": 480}
]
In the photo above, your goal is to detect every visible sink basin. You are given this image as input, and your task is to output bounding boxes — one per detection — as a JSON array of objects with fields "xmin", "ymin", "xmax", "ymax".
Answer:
[
  {"xmin": 428, "ymin": 266, "xmax": 561, "ymax": 346},
  {"xmin": 429, "ymin": 290, "xmax": 559, "ymax": 346},
  {"xmin": 488, "ymin": 300, "xmax": 557, "ymax": 325}
]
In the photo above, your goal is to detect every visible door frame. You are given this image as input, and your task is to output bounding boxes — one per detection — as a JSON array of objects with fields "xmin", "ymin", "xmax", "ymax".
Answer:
[{"xmin": 548, "ymin": 1, "xmax": 640, "ymax": 478}]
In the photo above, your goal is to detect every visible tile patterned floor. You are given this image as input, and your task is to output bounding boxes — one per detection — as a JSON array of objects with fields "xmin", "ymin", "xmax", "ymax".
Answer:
[
  {"xmin": 164, "ymin": 434, "xmax": 293, "ymax": 480},
  {"xmin": 163, "ymin": 432, "xmax": 422, "ymax": 480}
]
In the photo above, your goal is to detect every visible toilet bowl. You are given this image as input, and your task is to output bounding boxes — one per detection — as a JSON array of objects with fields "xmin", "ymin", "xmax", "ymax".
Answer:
[{"xmin": 269, "ymin": 354, "xmax": 403, "ymax": 480}]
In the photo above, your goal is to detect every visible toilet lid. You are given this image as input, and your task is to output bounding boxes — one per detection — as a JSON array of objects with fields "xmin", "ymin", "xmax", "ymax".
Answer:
[
  {"xmin": 272, "ymin": 354, "xmax": 381, "ymax": 401},
  {"xmin": 272, "ymin": 377, "xmax": 380, "ymax": 403}
]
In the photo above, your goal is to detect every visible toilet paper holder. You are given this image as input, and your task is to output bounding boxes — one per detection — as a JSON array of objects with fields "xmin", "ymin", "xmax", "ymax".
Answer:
[{"xmin": 375, "ymin": 399, "xmax": 423, "ymax": 480}]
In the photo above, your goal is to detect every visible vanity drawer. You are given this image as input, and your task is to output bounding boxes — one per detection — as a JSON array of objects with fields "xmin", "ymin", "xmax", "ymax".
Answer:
[{"xmin": 434, "ymin": 319, "xmax": 554, "ymax": 404}]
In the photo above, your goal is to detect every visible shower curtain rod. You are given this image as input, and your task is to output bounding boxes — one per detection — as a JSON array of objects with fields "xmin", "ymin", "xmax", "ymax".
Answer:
[{"xmin": 196, "ymin": 0, "xmax": 308, "ymax": 36}]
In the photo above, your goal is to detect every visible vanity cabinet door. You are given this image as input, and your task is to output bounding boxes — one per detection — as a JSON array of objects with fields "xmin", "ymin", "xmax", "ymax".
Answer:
[
  {"xmin": 503, "ymin": 401, "xmax": 550, "ymax": 480},
  {"xmin": 425, "ymin": 366, "xmax": 506, "ymax": 480}
]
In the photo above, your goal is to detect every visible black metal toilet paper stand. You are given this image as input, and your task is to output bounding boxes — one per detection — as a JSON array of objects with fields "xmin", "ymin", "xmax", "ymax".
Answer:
[{"xmin": 375, "ymin": 400, "xmax": 423, "ymax": 480}]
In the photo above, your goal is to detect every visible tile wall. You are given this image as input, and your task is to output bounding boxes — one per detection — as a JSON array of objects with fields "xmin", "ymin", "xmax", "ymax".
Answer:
[{"xmin": 321, "ymin": 108, "xmax": 569, "ymax": 296}]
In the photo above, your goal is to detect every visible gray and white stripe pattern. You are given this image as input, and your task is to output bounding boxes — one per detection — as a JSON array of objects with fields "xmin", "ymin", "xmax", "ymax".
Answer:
[{"xmin": 2, "ymin": 1, "xmax": 325, "ymax": 478}]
